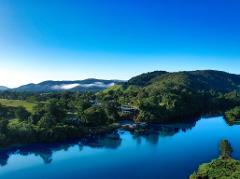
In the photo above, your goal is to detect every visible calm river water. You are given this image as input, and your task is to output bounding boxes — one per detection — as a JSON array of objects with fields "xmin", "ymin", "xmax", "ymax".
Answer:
[{"xmin": 0, "ymin": 116, "xmax": 240, "ymax": 179}]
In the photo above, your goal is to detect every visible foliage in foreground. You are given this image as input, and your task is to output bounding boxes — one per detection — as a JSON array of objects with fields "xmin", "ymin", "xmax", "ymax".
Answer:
[
  {"xmin": 190, "ymin": 140, "xmax": 240, "ymax": 179},
  {"xmin": 190, "ymin": 158, "xmax": 240, "ymax": 179}
]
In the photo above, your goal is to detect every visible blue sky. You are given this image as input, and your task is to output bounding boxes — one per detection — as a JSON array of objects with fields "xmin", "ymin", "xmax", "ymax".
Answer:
[{"xmin": 0, "ymin": 0, "xmax": 240, "ymax": 87}]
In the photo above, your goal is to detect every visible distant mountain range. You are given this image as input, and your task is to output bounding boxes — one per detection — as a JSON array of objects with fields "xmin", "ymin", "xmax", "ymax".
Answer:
[
  {"xmin": 1, "ymin": 79, "xmax": 122, "ymax": 92},
  {"xmin": 1, "ymin": 70, "xmax": 240, "ymax": 93},
  {"xmin": 0, "ymin": 86, "xmax": 10, "ymax": 91}
]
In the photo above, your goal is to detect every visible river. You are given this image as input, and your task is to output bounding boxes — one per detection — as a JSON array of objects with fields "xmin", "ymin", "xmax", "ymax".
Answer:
[{"xmin": 0, "ymin": 116, "xmax": 240, "ymax": 179}]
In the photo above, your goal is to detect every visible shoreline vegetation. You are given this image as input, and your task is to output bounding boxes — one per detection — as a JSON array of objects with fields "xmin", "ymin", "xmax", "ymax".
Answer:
[
  {"xmin": 0, "ymin": 70, "xmax": 240, "ymax": 149},
  {"xmin": 225, "ymin": 106, "xmax": 240, "ymax": 125},
  {"xmin": 190, "ymin": 140, "xmax": 240, "ymax": 179}
]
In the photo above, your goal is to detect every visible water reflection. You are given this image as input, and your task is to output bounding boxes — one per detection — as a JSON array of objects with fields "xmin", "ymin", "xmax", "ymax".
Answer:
[
  {"xmin": 0, "ymin": 153, "xmax": 9, "ymax": 166},
  {"xmin": 131, "ymin": 119, "xmax": 198, "ymax": 145},
  {"xmin": 0, "ymin": 119, "xmax": 198, "ymax": 167},
  {"xmin": 0, "ymin": 132, "xmax": 122, "ymax": 166}
]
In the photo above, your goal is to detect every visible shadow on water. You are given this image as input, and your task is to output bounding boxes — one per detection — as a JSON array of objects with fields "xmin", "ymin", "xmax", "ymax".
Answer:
[
  {"xmin": 131, "ymin": 117, "xmax": 199, "ymax": 146},
  {"xmin": 0, "ymin": 117, "xmax": 200, "ymax": 167},
  {"xmin": 0, "ymin": 131, "xmax": 122, "ymax": 167}
]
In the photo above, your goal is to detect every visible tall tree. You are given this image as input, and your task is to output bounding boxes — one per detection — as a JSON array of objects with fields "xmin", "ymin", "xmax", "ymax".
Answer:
[
  {"xmin": 220, "ymin": 139, "xmax": 233, "ymax": 159},
  {"xmin": 15, "ymin": 107, "xmax": 30, "ymax": 121}
]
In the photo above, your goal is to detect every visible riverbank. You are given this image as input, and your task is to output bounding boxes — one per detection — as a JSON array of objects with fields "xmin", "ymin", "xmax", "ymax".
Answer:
[
  {"xmin": 225, "ymin": 106, "xmax": 240, "ymax": 125},
  {"xmin": 0, "ymin": 123, "xmax": 120, "ymax": 150}
]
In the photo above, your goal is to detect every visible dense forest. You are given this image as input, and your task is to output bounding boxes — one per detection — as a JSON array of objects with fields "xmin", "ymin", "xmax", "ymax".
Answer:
[
  {"xmin": 0, "ymin": 92, "xmax": 120, "ymax": 147},
  {"xmin": 0, "ymin": 70, "xmax": 240, "ymax": 148},
  {"xmin": 100, "ymin": 70, "xmax": 240, "ymax": 123}
]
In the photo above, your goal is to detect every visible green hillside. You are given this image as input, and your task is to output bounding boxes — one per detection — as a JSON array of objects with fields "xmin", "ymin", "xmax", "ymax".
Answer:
[
  {"xmin": 0, "ymin": 99, "xmax": 35, "ymax": 112},
  {"xmin": 128, "ymin": 70, "xmax": 240, "ymax": 91},
  {"xmin": 100, "ymin": 70, "xmax": 240, "ymax": 123}
]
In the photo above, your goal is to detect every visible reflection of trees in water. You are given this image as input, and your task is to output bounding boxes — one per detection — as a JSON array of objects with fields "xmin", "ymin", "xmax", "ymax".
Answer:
[
  {"xmin": 0, "ymin": 119, "xmax": 198, "ymax": 167},
  {"xmin": 153, "ymin": 121, "xmax": 197, "ymax": 136},
  {"xmin": 132, "ymin": 118, "xmax": 198, "ymax": 145},
  {"xmin": 0, "ymin": 132, "xmax": 122, "ymax": 167},
  {"xmin": 39, "ymin": 152, "xmax": 52, "ymax": 164},
  {"xmin": 142, "ymin": 133, "xmax": 160, "ymax": 145},
  {"xmin": 132, "ymin": 131, "xmax": 160, "ymax": 146},
  {"xmin": 0, "ymin": 153, "xmax": 9, "ymax": 166},
  {"xmin": 81, "ymin": 131, "xmax": 122, "ymax": 149}
]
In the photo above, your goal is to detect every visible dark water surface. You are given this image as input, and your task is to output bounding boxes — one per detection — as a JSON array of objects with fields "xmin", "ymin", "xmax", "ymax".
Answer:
[{"xmin": 0, "ymin": 116, "xmax": 240, "ymax": 179}]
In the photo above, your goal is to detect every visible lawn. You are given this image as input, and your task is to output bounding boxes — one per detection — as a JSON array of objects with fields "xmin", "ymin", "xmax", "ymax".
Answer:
[{"xmin": 0, "ymin": 99, "xmax": 36, "ymax": 112}]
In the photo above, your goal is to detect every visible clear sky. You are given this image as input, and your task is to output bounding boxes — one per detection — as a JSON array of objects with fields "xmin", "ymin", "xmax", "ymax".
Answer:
[{"xmin": 0, "ymin": 0, "xmax": 240, "ymax": 87}]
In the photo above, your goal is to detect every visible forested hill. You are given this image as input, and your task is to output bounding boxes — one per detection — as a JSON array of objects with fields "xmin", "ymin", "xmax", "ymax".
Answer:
[
  {"xmin": 127, "ymin": 70, "xmax": 240, "ymax": 92},
  {"xmin": 127, "ymin": 71, "xmax": 168, "ymax": 86},
  {"xmin": 101, "ymin": 70, "xmax": 240, "ymax": 123}
]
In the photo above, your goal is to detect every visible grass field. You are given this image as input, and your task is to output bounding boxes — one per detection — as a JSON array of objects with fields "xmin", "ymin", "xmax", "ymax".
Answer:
[{"xmin": 0, "ymin": 99, "xmax": 36, "ymax": 112}]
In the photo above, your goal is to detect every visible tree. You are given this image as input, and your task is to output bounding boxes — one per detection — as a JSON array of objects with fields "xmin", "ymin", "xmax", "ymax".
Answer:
[
  {"xmin": 15, "ymin": 107, "xmax": 30, "ymax": 121},
  {"xmin": 0, "ymin": 117, "xmax": 9, "ymax": 134},
  {"xmin": 38, "ymin": 113, "xmax": 57, "ymax": 128},
  {"xmin": 81, "ymin": 106, "xmax": 108, "ymax": 127},
  {"xmin": 45, "ymin": 100, "xmax": 66, "ymax": 121},
  {"xmin": 103, "ymin": 100, "xmax": 120, "ymax": 122},
  {"xmin": 220, "ymin": 139, "xmax": 233, "ymax": 159},
  {"xmin": 76, "ymin": 99, "xmax": 92, "ymax": 117}
]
